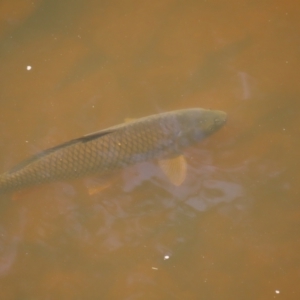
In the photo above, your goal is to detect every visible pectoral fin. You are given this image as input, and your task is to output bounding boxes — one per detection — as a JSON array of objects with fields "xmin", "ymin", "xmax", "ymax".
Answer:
[
  {"xmin": 84, "ymin": 177, "xmax": 115, "ymax": 196},
  {"xmin": 158, "ymin": 155, "xmax": 187, "ymax": 186},
  {"xmin": 87, "ymin": 181, "xmax": 113, "ymax": 196}
]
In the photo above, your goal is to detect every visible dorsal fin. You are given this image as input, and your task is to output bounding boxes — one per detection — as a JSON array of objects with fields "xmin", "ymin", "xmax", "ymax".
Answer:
[{"xmin": 7, "ymin": 129, "xmax": 114, "ymax": 174}]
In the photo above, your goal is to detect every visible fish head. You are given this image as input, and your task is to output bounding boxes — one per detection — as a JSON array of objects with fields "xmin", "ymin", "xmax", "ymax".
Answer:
[{"xmin": 176, "ymin": 108, "xmax": 227, "ymax": 147}]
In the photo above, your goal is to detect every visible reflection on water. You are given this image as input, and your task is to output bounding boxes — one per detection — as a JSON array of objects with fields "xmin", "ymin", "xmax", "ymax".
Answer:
[
  {"xmin": 0, "ymin": 0, "xmax": 300, "ymax": 299},
  {"xmin": 185, "ymin": 179, "xmax": 244, "ymax": 212},
  {"xmin": 0, "ymin": 229, "xmax": 21, "ymax": 277}
]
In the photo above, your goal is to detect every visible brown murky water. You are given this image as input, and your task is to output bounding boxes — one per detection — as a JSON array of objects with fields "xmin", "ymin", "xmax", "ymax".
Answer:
[{"xmin": 0, "ymin": 0, "xmax": 299, "ymax": 299}]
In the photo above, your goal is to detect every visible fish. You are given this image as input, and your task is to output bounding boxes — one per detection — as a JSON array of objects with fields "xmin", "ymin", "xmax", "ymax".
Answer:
[{"xmin": 0, "ymin": 108, "xmax": 227, "ymax": 193}]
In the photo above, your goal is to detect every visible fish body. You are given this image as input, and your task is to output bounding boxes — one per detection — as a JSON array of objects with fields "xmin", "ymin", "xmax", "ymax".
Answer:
[{"xmin": 0, "ymin": 108, "xmax": 226, "ymax": 193}]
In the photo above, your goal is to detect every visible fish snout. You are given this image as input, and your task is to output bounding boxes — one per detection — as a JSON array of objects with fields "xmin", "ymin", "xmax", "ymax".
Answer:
[{"xmin": 213, "ymin": 110, "xmax": 227, "ymax": 128}]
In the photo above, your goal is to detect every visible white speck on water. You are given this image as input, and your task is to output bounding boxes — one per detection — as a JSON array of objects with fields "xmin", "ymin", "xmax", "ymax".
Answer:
[
  {"xmin": 164, "ymin": 255, "xmax": 170, "ymax": 260},
  {"xmin": 25, "ymin": 140, "xmax": 28, "ymax": 143},
  {"xmin": 26, "ymin": 66, "xmax": 32, "ymax": 71},
  {"xmin": 152, "ymin": 267, "xmax": 158, "ymax": 270},
  {"xmin": 275, "ymin": 290, "xmax": 280, "ymax": 294}
]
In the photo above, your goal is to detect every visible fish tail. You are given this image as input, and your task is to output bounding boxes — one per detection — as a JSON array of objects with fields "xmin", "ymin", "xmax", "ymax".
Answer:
[
  {"xmin": 0, "ymin": 175, "xmax": 8, "ymax": 193},
  {"xmin": 0, "ymin": 173, "xmax": 16, "ymax": 194}
]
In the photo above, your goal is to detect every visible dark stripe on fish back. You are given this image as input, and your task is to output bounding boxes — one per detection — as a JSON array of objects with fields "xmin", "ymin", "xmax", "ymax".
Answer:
[{"xmin": 7, "ymin": 129, "xmax": 114, "ymax": 174}]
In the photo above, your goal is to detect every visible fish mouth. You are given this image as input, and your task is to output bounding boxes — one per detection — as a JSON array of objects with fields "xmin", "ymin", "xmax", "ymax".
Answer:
[{"xmin": 214, "ymin": 110, "xmax": 227, "ymax": 128}]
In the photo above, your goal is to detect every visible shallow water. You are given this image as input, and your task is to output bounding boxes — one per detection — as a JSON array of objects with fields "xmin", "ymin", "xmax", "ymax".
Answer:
[{"xmin": 0, "ymin": 0, "xmax": 299, "ymax": 299}]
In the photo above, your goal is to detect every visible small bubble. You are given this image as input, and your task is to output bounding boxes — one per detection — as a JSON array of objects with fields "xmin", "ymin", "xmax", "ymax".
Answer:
[{"xmin": 26, "ymin": 66, "xmax": 32, "ymax": 71}]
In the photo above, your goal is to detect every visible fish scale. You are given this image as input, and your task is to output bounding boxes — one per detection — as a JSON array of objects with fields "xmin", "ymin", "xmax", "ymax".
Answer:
[{"xmin": 0, "ymin": 108, "xmax": 227, "ymax": 193}]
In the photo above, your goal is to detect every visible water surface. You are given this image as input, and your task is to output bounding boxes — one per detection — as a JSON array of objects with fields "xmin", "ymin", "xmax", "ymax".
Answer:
[{"xmin": 0, "ymin": 0, "xmax": 299, "ymax": 299}]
